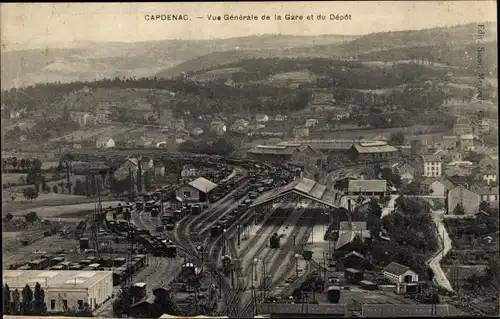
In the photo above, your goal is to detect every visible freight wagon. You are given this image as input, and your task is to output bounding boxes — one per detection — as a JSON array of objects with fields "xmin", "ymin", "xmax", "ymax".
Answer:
[{"xmin": 29, "ymin": 258, "xmax": 50, "ymax": 270}]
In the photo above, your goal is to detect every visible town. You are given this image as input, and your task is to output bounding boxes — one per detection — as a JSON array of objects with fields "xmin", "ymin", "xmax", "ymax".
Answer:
[{"xmin": 1, "ymin": 7, "xmax": 498, "ymax": 319}]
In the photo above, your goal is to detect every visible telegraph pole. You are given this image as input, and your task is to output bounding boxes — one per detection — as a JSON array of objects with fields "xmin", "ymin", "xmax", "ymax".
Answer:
[{"xmin": 237, "ymin": 223, "xmax": 241, "ymax": 246}]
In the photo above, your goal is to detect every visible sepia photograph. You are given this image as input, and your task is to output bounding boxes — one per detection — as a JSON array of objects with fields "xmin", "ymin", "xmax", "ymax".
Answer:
[{"xmin": 1, "ymin": 1, "xmax": 498, "ymax": 318}]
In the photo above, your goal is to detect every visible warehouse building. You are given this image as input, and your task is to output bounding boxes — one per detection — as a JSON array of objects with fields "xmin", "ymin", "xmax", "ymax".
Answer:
[
  {"xmin": 175, "ymin": 176, "xmax": 218, "ymax": 203},
  {"xmin": 347, "ymin": 142, "xmax": 399, "ymax": 162},
  {"xmin": 3, "ymin": 270, "xmax": 113, "ymax": 312},
  {"xmin": 347, "ymin": 180, "xmax": 387, "ymax": 198}
]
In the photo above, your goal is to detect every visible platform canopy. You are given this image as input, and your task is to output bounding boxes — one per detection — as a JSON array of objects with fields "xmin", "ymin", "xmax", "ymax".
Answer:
[{"xmin": 249, "ymin": 177, "xmax": 339, "ymax": 208}]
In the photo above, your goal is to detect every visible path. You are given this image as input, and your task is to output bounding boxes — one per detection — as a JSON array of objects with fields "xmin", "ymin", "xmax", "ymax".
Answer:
[{"xmin": 427, "ymin": 209, "xmax": 454, "ymax": 292}]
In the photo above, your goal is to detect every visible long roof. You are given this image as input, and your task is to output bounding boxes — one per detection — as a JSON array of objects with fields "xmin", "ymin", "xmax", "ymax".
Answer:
[
  {"xmin": 352, "ymin": 143, "xmax": 398, "ymax": 154},
  {"xmin": 247, "ymin": 145, "xmax": 297, "ymax": 155},
  {"xmin": 278, "ymin": 139, "xmax": 382, "ymax": 150},
  {"xmin": 188, "ymin": 177, "xmax": 218, "ymax": 193},
  {"xmin": 3, "ymin": 270, "xmax": 111, "ymax": 289},
  {"xmin": 249, "ymin": 177, "xmax": 339, "ymax": 208},
  {"xmin": 348, "ymin": 180, "xmax": 387, "ymax": 193}
]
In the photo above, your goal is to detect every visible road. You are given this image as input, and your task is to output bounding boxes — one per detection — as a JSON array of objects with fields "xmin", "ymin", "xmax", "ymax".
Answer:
[{"xmin": 427, "ymin": 209, "xmax": 454, "ymax": 292}]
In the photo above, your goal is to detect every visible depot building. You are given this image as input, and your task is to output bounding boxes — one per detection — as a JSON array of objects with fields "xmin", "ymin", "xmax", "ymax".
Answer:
[{"xmin": 3, "ymin": 270, "xmax": 113, "ymax": 312}]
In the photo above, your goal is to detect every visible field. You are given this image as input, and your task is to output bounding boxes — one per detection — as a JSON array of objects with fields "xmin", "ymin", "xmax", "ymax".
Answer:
[
  {"xmin": 267, "ymin": 71, "xmax": 316, "ymax": 83},
  {"xmin": 4, "ymin": 200, "xmax": 122, "ymax": 218},
  {"xmin": 2, "ymin": 173, "xmax": 31, "ymax": 184}
]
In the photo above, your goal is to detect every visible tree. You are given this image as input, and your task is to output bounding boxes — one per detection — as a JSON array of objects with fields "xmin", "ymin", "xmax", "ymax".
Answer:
[
  {"xmin": 112, "ymin": 287, "xmax": 133, "ymax": 318},
  {"xmin": 388, "ymin": 131, "xmax": 405, "ymax": 145},
  {"xmin": 11, "ymin": 157, "xmax": 18, "ymax": 171},
  {"xmin": 143, "ymin": 170, "xmax": 153, "ymax": 192},
  {"xmin": 10, "ymin": 194, "xmax": 16, "ymax": 201},
  {"xmin": 21, "ymin": 284, "xmax": 33, "ymax": 315},
  {"xmin": 127, "ymin": 191, "xmax": 137, "ymax": 203},
  {"xmin": 210, "ymin": 138, "xmax": 234, "ymax": 156},
  {"xmin": 33, "ymin": 282, "xmax": 46, "ymax": 315},
  {"xmin": 479, "ymin": 201, "xmax": 490, "ymax": 212},
  {"xmin": 5, "ymin": 213, "xmax": 13, "ymax": 221},
  {"xmin": 136, "ymin": 169, "xmax": 143, "ymax": 193},
  {"xmin": 12, "ymin": 289, "xmax": 20, "ymax": 315},
  {"xmin": 25, "ymin": 211, "xmax": 39, "ymax": 223},
  {"xmin": 23, "ymin": 187, "xmax": 38, "ymax": 200},
  {"xmin": 3, "ymin": 284, "xmax": 11, "ymax": 315},
  {"xmin": 453, "ymin": 202, "xmax": 466, "ymax": 215}
]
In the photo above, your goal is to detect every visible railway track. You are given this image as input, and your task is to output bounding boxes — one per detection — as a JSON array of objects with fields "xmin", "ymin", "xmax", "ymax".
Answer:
[{"xmin": 234, "ymin": 204, "xmax": 312, "ymax": 317}]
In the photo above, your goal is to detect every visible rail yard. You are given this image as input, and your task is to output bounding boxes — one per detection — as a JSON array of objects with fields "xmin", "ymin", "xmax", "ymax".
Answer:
[{"xmin": 3, "ymin": 150, "xmax": 485, "ymax": 318}]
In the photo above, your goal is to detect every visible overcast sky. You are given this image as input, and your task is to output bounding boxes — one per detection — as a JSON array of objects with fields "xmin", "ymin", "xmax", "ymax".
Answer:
[{"xmin": 1, "ymin": 1, "xmax": 496, "ymax": 49}]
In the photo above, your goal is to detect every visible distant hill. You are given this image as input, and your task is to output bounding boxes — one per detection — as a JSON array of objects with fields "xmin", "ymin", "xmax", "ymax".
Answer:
[
  {"xmin": 1, "ymin": 34, "xmax": 355, "ymax": 89},
  {"xmin": 155, "ymin": 22, "xmax": 498, "ymax": 78}
]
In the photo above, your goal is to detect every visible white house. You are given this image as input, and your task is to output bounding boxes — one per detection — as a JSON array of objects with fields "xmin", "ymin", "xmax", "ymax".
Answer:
[
  {"xmin": 275, "ymin": 114, "xmax": 288, "ymax": 121},
  {"xmin": 181, "ymin": 164, "xmax": 198, "ymax": 178},
  {"xmin": 191, "ymin": 127, "xmax": 204, "ymax": 136},
  {"xmin": 69, "ymin": 111, "xmax": 91, "ymax": 127},
  {"xmin": 429, "ymin": 179, "xmax": 455, "ymax": 198},
  {"xmin": 175, "ymin": 177, "xmax": 218, "ymax": 203},
  {"xmin": 334, "ymin": 111, "xmax": 350, "ymax": 120},
  {"xmin": 255, "ymin": 114, "xmax": 269, "ymax": 123},
  {"xmin": 383, "ymin": 262, "xmax": 419, "ymax": 294},
  {"xmin": 210, "ymin": 120, "xmax": 227, "ymax": 135},
  {"xmin": 96, "ymin": 136, "xmax": 115, "ymax": 148},
  {"xmin": 293, "ymin": 126, "xmax": 309, "ymax": 138},
  {"xmin": 10, "ymin": 108, "xmax": 27, "ymax": 119},
  {"xmin": 483, "ymin": 170, "xmax": 498, "ymax": 185},
  {"xmin": 421, "ymin": 154, "xmax": 442, "ymax": 177},
  {"xmin": 305, "ymin": 118, "xmax": 319, "ymax": 128}
]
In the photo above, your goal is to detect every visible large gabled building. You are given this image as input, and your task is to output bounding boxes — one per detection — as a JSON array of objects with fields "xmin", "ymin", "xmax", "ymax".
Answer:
[
  {"xmin": 175, "ymin": 176, "xmax": 218, "ymax": 203},
  {"xmin": 347, "ymin": 142, "xmax": 399, "ymax": 162}
]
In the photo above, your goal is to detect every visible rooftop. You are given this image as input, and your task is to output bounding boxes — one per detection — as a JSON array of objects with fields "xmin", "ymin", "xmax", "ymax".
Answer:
[
  {"xmin": 188, "ymin": 177, "xmax": 218, "ymax": 193},
  {"xmin": 352, "ymin": 143, "xmax": 399, "ymax": 154},
  {"xmin": 335, "ymin": 230, "xmax": 357, "ymax": 250},
  {"xmin": 2, "ymin": 270, "xmax": 112, "ymax": 289},
  {"xmin": 250, "ymin": 177, "xmax": 339, "ymax": 208},
  {"xmin": 422, "ymin": 154, "xmax": 441, "ymax": 162},
  {"xmin": 278, "ymin": 139, "xmax": 383, "ymax": 150},
  {"xmin": 247, "ymin": 145, "xmax": 297, "ymax": 155},
  {"xmin": 383, "ymin": 262, "xmax": 412, "ymax": 276},
  {"xmin": 348, "ymin": 180, "xmax": 387, "ymax": 193},
  {"xmin": 362, "ymin": 304, "xmax": 468, "ymax": 317}
]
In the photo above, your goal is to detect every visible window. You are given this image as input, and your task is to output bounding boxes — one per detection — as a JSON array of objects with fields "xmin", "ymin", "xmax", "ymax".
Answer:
[
  {"xmin": 50, "ymin": 300, "xmax": 56, "ymax": 310},
  {"xmin": 63, "ymin": 300, "xmax": 68, "ymax": 309},
  {"xmin": 183, "ymin": 191, "xmax": 191, "ymax": 197},
  {"xmin": 78, "ymin": 300, "xmax": 84, "ymax": 309}
]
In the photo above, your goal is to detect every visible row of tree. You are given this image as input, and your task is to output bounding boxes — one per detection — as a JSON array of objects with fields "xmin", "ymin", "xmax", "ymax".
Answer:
[{"xmin": 3, "ymin": 283, "xmax": 46, "ymax": 315}]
